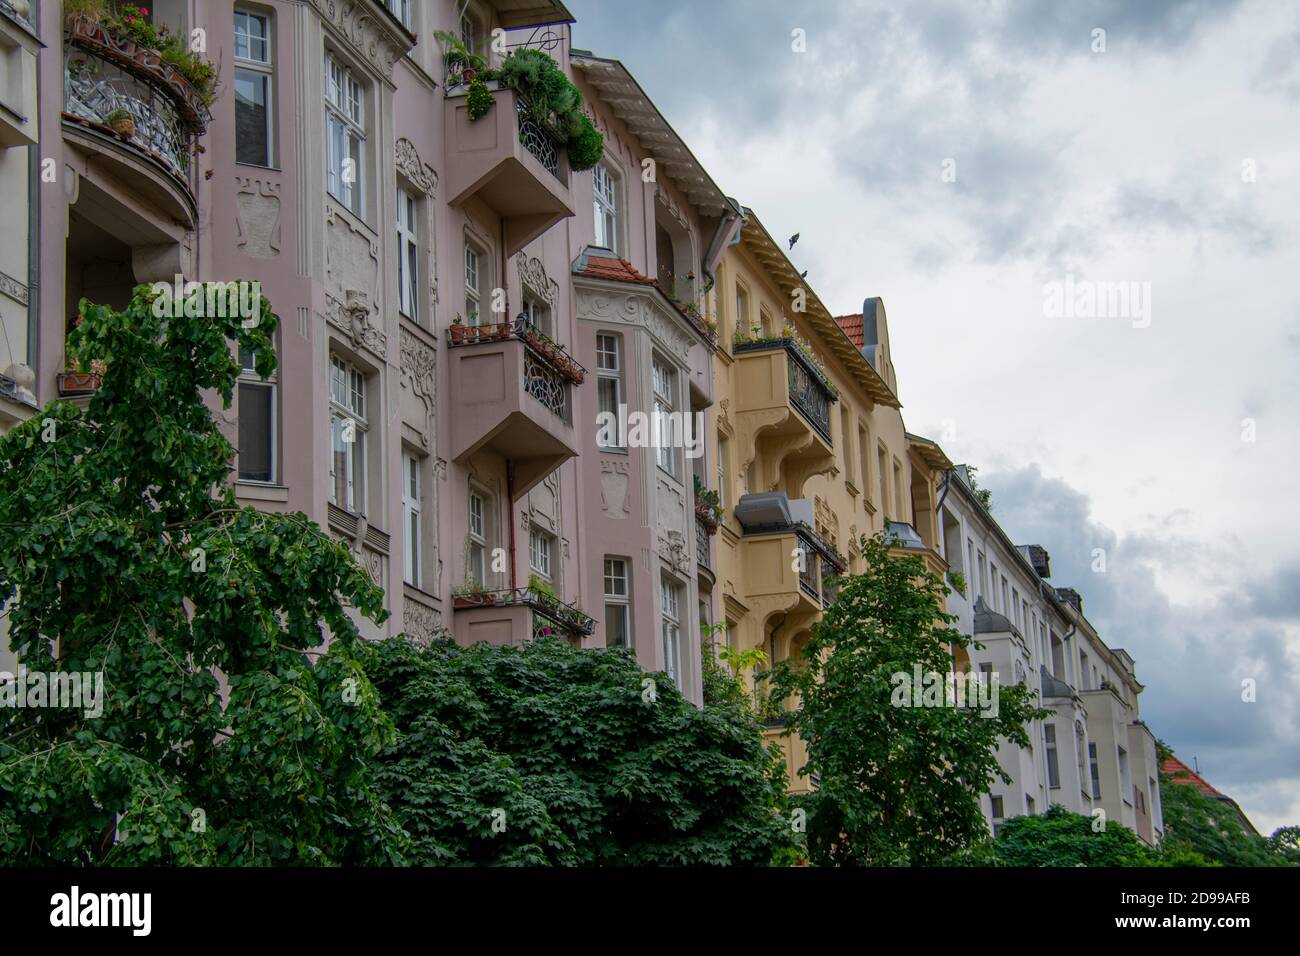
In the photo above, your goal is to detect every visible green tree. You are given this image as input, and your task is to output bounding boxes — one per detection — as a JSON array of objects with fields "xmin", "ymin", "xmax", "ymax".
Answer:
[
  {"xmin": 1159, "ymin": 775, "xmax": 1284, "ymax": 867},
  {"xmin": 0, "ymin": 285, "xmax": 406, "ymax": 865},
  {"xmin": 772, "ymin": 534, "xmax": 1044, "ymax": 865},
  {"xmin": 956, "ymin": 805, "xmax": 1171, "ymax": 866},
  {"xmin": 364, "ymin": 635, "xmax": 792, "ymax": 865}
]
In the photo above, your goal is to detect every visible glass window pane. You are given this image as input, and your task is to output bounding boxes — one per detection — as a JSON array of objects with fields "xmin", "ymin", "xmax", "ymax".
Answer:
[
  {"xmin": 238, "ymin": 383, "xmax": 273, "ymax": 481},
  {"xmin": 235, "ymin": 70, "xmax": 270, "ymax": 166}
]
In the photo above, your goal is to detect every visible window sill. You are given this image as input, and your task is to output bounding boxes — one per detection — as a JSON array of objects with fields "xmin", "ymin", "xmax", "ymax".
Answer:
[
  {"xmin": 598, "ymin": 445, "xmax": 628, "ymax": 456},
  {"xmin": 236, "ymin": 161, "xmax": 281, "ymax": 173},
  {"xmin": 236, "ymin": 481, "xmax": 289, "ymax": 502}
]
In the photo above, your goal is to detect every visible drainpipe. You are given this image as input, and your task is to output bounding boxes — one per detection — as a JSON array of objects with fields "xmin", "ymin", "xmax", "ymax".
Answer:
[
  {"xmin": 701, "ymin": 199, "xmax": 743, "ymax": 295},
  {"xmin": 507, "ymin": 463, "xmax": 517, "ymax": 592},
  {"xmin": 25, "ymin": 0, "xmax": 40, "ymax": 386}
]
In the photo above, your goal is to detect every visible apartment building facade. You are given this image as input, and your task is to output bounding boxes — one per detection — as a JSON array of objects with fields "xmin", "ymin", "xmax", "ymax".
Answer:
[
  {"xmin": 704, "ymin": 215, "xmax": 953, "ymax": 788},
  {"xmin": 939, "ymin": 465, "xmax": 1163, "ymax": 843}
]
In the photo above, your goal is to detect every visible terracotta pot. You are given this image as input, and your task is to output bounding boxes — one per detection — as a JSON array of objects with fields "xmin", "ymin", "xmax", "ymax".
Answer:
[
  {"xmin": 109, "ymin": 116, "xmax": 136, "ymax": 138},
  {"xmin": 449, "ymin": 323, "xmax": 466, "ymax": 344},
  {"xmin": 462, "ymin": 67, "xmax": 477, "ymax": 83}
]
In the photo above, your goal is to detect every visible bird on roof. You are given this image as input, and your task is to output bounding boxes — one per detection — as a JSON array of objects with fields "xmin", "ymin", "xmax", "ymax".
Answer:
[
  {"xmin": 799, "ymin": 270, "xmax": 808, "ymax": 279},
  {"xmin": 788, "ymin": 233, "xmax": 800, "ymax": 249}
]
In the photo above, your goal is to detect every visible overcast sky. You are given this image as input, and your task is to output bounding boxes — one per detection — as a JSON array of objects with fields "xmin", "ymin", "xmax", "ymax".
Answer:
[{"xmin": 568, "ymin": 0, "xmax": 1300, "ymax": 835}]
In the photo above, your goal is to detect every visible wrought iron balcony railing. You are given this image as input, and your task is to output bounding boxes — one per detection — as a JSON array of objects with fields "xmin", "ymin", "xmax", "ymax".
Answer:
[
  {"xmin": 453, "ymin": 586, "xmax": 595, "ymax": 637},
  {"xmin": 742, "ymin": 519, "xmax": 845, "ymax": 607},
  {"xmin": 696, "ymin": 520, "xmax": 710, "ymax": 569},
  {"xmin": 446, "ymin": 316, "xmax": 585, "ymax": 421},
  {"xmin": 733, "ymin": 338, "xmax": 836, "ymax": 442},
  {"xmin": 514, "ymin": 95, "xmax": 562, "ymax": 178}
]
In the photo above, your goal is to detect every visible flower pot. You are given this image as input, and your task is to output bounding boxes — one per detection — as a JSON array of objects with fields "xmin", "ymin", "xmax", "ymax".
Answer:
[
  {"xmin": 109, "ymin": 116, "xmax": 136, "ymax": 138},
  {"xmin": 462, "ymin": 67, "xmax": 477, "ymax": 83},
  {"xmin": 449, "ymin": 324, "xmax": 466, "ymax": 344}
]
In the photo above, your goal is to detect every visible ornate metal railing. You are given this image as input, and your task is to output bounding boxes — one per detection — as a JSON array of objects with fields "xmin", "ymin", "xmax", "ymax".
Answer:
[
  {"xmin": 515, "ymin": 96, "xmax": 561, "ymax": 178},
  {"xmin": 696, "ymin": 520, "xmax": 710, "ymax": 569},
  {"xmin": 446, "ymin": 316, "xmax": 586, "ymax": 422},
  {"xmin": 454, "ymin": 586, "xmax": 595, "ymax": 637},
  {"xmin": 796, "ymin": 539, "xmax": 819, "ymax": 601},
  {"xmin": 734, "ymin": 339, "xmax": 835, "ymax": 443},
  {"xmin": 786, "ymin": 347, "xmax": 833, "ymax": 443},
  {"xmin": 63, "ymin": 36, "xmax": 197, "ymax": 182}
]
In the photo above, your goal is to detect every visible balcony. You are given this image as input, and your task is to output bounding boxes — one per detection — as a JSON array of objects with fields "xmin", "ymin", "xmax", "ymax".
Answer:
[
  {"xmin": 447, "ymin": 318, "xmax": 583, "ymax": 499},
  {"xmin": 61, "ymin": 16, "xmax": 210, "ymax": 223},
  {"xmin": 884, "ymin": 520, "xmax": 949, "ymax": 578},
  {"xmin": 444, "ymin": 85, "xmax": 575, "ymax": 255},
  {"xmin": 451, "ymin": 586, "xmax": 595, "ymax": 647},
  {"xmin": 732, "ymin": 338, "xmax": 836, "ymax": 495},
  {"xmin": 735, "ymin": 493, "xmax": 846, "ymax": 614}
]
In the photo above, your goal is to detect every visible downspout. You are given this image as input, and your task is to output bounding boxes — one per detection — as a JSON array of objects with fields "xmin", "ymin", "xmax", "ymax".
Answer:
[
  {"xmin": 701, "ymin": 199, "xmax": 743, "ymax": 295},
  {"xmin": 501, "ymin": 219, "xmax": 516, "ymax": 592},
  {"xmin": 25, "ymin": 0, "xmax": 40, "ymax": 385}
]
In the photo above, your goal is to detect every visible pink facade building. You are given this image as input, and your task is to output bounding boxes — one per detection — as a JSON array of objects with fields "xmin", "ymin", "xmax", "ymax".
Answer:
[{"xmin": 11, "ymin": 0, "xmax": 739, "ymax": 704}]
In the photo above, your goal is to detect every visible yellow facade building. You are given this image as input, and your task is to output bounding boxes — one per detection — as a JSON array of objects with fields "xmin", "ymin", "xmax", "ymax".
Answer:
[{"xmin": 704, "ymin": 210, "xmax": 951, "ymax": 789}]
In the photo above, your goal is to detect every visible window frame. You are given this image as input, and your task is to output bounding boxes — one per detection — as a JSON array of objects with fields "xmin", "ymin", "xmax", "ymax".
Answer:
[
  {"xmin": 660, "ymin": 575, "xmax": 682, "ymax": 685},
  {"xmin": 401, "ymin": 452, "xmax": 422, "ymax": 588},
  {"xmin": 328, "ymin": 354, "xmax": 367, "ymax": 514},
  {"xmin": 325, "ymin": 51, "xmax": 366, "ymax": 217},
  {"xmin": 237, "ymin": 342, "xmax": 278, "ymax": 483},
  {"xmin": 596, "ymin": 332, "xmax": 624, "ymax": 451},
  {"xmin": 464, "ymin": 240, "xmax": 484, "ymax": 326},
  {"xmin": 528, "ymin": 526, "xmax": 553, "ymax": 580},
  {"xmin": 234, "ymin": 9, "xmax": 274, "ymax": 168},
  {"xmin": 396, "ymin": 187, "xmax": 420, "ymax": 321},
  {"xmin": 652, "ymin": 355, "xmax": 678, "ymax": 478},
  {"xmin": 467, "ymin": 486, "xmax": 490, "ymax": 587},
  {"xmin": 603, "ymin": 557, "xmax": 631, "ymax": 649},
  {"xmin": 593, "ymin": 161, "xmax": 619, "ymax": 253}
]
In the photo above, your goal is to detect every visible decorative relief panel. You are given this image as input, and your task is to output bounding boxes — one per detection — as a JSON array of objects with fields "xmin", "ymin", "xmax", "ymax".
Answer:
[
  {"xmin": 599, "ymin": 458, "xmax": 631, "ymax": 518},
  {"xmin": 306, "ymin": 0, "xmax": 407, "ymax": 80},
  {"xmin": 235, "ymin": 176, "xmax": 282, "ymax": 259},
  {"xmin": 0, "ymin": 270, "xmax": 30, "ymax": 306},
  {"xmin": 517, "ymin": 253, "xmax": 558, "ymax": 307},
  {"xmin": 395, "ymin": 137, "xmax": 437, "ymax": 196},
  {"xmin": 399, "ymin": 327, "xmax": 436, "ymax": 449},
  {"xmin": 402, "ymin": 599, "xmax": 441, "ymax": 645}
]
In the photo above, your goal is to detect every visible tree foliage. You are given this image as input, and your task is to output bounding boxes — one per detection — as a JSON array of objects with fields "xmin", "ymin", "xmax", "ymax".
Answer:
[
  {"xmin": 364, "ymin": 635, "xmax": 792, "ymax": 866},
  {"xmin": 1159, "ymin": 777, "xmax": 1290, "ymax": 867},
  {"xmin": 0, "ymin": 285, "xmax": 406, "ymax": 865},
  {"xmin": 952, "ymin": 805, "xmax": 1179, "ymax": 866},
  {"xmin": 772, "ymin": 534, "xmax": 1044, "ymax": 865}
]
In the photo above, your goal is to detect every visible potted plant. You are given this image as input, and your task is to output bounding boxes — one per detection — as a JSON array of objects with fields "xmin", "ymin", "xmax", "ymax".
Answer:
[
  {"xmin": 63, "ymin": 0, "xmax": 108, "ymax": 28},
  {"xmin": 449, "ymin": 314, "xmax": 466, "ymax": 344},
  {"xmin": 105, "ymin": 107, "xmax": 135, "ymax": 138}
]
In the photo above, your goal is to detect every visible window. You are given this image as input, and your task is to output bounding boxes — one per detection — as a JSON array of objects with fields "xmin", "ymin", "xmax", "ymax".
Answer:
[
  {"xmin": 652, "ymin": 357, "xmax": 677, "ymax": 476},
  {"xmin": 840, "ymin": 407, "xmax": 854, "ymax": 484},
  {"xmin": 1088, "ymin": 742, "xmax": 1102, "ymax": 799},
  {"xmin": 468, "ymin": 488, "xmax": 488, "ymax": 586},
  {"xmin": 459, "ymin": 5, "xmax": 482, "ymax": 57},
  {"xmin": 522, "ymin": 294, "xmax": 551, "ymax": 336},
  {"xmin": 892, "ymin": 459, "xmax": 905, "ymax": 522},
  {"xmin": 1012, "ymin": 588, "xmax": 1021, "ymax": 630},
  {"xmin": 977, "ymin": 552, "xmax": 987, "ymax": 598},
  {"xmin": 990, "ymin": 795, "xmax": 1004, "ymax": 819},
  {"xmin": 1001, "ymin": 576, "xmax": 1010, "ymax": 615},
  {"xmin": 1118, "ymin": 746, "xmax": 1132, "ymax": 803},
  {"xmin": 328, "ymin": 356, "xmax": 366, "ymax": 513},
  {"xmin": 464, "ymin": 242, "xmax": 483, "ymax": 326},
  {"xmin": 529, "ymin": 527, "xmax": 553, "ymax": 579},
  {"xmin": 877, "ymin": 445, "xmax": 889, "ymax": 515},
  {"xmin": 661, "ymin": 576, "xmax": 682, "ymax": 685},
  {"xmin": 1045, "ymin": 724, "xmax": 1061, "ymax": 788},
  {"xmin": 325, "ymin": 53, "xmax": 364, "ymax": 215},
  {"xmin": 989, "ymin": 564, "xmax": 999, "ymax": 608},
  {"xmin": 402, "ymin": 453, "xmax": 422, "ymax": 587},
  {"xmin": 593, "ymin": 162, "xmax": 618, "ymax": 252},
  {"xmin": 967, "ymin": 540, "xmax": 976, "ymax": 584},
  {"xmin": 234, "ymin": 10, "xmax": 273, "ymax": 166},
  {"xmin": 596, "ymin": 333, "xmax": 623, "ymax": 450},
  {"xmin": 1080, "ymin": 651, "xmax": 1090, "ymax": 689},
  {"xmin": 858, "ymin": 424, "xmax": 870, "ymax": 501},
  {"xmin": 758, "ymin": 306, "xmax": 773, "ymax": 338},
  {"xmin": 386, "ymin": 0, "xmax": 413, "ymax": 29},
  {"xmin": 397, "ymin": 188, "xmax": 419, "ymax": 320},
  {"xmin": 735, "ymin": 284, "xmax": 750, "ymax": 336},
  {"xmin": 238, "ymin": 344, "xmax": 276, "ymax": 482},
  {"xmin": 603, "ymin": 558, "xmax": 630, "ymax": 649}
]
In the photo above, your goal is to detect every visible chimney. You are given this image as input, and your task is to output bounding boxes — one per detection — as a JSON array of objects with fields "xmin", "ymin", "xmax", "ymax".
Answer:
[
  {"xmin": 1055, "ymin": 587, "xmax": 1082, "ymax": 614},
  {"xmin": 1017, "ymin": 544, "xmax": 1051, "ymax": 579}
]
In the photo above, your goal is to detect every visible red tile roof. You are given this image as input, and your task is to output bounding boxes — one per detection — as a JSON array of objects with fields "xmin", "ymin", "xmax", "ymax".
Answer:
[
  {"xmin": 574, "ymin": 254, "xmax": 657, "ymax": 286},
  {"xmin": 1160, "ymin": 755, "xmax": 1221, "ymax": 797},
  {"xmin": 834, "ymin": 313, "xmax": 864, "ymax": 347}
]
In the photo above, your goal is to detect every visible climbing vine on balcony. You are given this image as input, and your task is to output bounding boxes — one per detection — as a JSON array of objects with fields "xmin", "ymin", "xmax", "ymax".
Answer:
[{"xmin": 488, "ymin": 49, "xmax": 605, "ymax": 172}]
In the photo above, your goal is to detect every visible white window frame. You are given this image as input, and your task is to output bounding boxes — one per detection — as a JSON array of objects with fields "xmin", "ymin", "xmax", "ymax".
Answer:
[
  {"xmin": 596, "ymin": 333, "xmax": 623, "ymax": 451},
  {"xmin": 652, "ymin": 356, "xmax": 677, "ymax": 477},
  {"xmin": 521, "ymin": 293, "xmax": 551, "ymax": 336},
  {"xmin": 238, "ymin": 344, "xmax": 277, "ymax": 483},
  {"xmin": 528, "ymin": 527, "xmax": 553, "ymax": 580},
  {"xmin": 402, "ymin": 453, "xmax": 422, "ymax": 588},
  {"xmin": 328, "ymin": 355, "xmax": 367, "ymax": 513},
  {"xmin": 234, "ymin": 9, "xmax": 274, "ymax": 167},
  {"xmin": 464, "ymin": 241, "xmax": 484, "ymax": 326},
  {"xmin": 1045, "ymin": 723, "xmax": 1061, "ymax": 789},
  {"xmin": 603, "ymin": 557, "xmax": 631, "ymax": 649},
  {"xmin": 325, "ymin": 52, "xmax": 365, "ymax": 216},
  {"xmin": 716, "ymin": 433, "xmax": 728, "ymax": 510},
  {"xmin": 468, "ymin": 486, "xmax": 489, "ymax": 586},
  {"xmin": 661, "ymin": 576, "xmax": 682, "ymax": 685},
  {"xmin": 397, "ymin": 188, "xmax": 419, "ymax": 321},
  {"xmin": 593, "ymin": 162, "xmax": 619, "ymax": 253}
]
